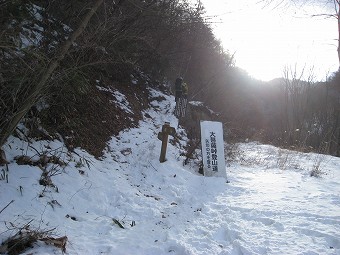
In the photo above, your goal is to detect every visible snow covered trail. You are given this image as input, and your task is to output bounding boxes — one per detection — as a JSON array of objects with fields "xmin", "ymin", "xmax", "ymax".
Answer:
[
  {"xmin": 1, "ymin": 88, "xmax": 340, "ymax": 255},
  {"xmin": 95, "ymin": 88, "xmax": 340, "ymax": 255}
]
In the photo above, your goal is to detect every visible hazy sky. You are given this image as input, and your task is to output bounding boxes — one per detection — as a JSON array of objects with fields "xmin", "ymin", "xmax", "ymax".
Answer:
[{"xmin": 199, "ymin": 0, "xmax": 338, "ymax": 81}]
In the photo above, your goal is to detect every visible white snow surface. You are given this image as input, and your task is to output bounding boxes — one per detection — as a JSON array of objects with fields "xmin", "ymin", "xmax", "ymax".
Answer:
[
  {"xmin": 1, "ymin": 88, "xmax": 340, "ymax": 255},
  {"xmin": 96, "ymin": 85, "xmax": 133, "ymax": 114}
]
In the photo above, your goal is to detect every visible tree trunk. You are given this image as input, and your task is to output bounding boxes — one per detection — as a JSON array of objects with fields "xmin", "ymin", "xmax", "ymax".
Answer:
[
  {"xmin": 337, "ymin": 1, "xmax": 340, "ymax": 67},
  {"xmin": 336, "ymin": 105, "xmax": 340, "ymax": 157},
  {"xmin": 0, "ymin": 0, "xmax": 104, "ymax": 148}
]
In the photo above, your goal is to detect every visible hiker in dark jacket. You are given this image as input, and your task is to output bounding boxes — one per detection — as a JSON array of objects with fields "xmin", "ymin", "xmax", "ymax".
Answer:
[{"xmin": 175, "ymin": 77, "xmax": 183, "ymax": 102}]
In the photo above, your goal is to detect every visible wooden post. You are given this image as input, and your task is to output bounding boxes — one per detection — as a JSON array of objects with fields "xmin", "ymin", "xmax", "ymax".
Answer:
[{"xmin": 158, "ymin": 122, "xmax": 176, "ymax": 163}]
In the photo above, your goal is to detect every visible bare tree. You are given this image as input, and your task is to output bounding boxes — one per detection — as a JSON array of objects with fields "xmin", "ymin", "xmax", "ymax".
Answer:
[
  {"xmin": 0, "ymin": 0, "xmax": 104, "ymax": 149},
  {"xmin": 262, "ymin": 0, "xmax": 340, "ymax": 67},
  {"xmin": 280, "ymin": 65, "xmax": 314, "ymax": 147}
]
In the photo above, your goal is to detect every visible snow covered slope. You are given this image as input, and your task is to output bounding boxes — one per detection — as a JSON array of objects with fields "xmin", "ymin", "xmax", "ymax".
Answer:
[{"xmin": 0, "ymin": 88, "xmax": 340, "ymax": 255}]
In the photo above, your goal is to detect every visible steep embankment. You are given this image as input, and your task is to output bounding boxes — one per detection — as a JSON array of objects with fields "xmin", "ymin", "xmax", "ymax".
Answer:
[{"xmin": 37, "ymin": 81, "xmax": 151, "ymax": 158}]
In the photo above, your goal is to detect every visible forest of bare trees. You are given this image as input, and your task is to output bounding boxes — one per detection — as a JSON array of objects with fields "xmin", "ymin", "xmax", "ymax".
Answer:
[{"xmin": 0, "ymin": 0, "xmax": 340, "ymax": 157}]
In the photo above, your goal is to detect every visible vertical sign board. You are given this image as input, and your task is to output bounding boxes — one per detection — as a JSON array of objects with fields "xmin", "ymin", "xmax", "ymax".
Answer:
[{"xmin": 200, "ymin": 121, "xmax": 226, "ymax": 178}]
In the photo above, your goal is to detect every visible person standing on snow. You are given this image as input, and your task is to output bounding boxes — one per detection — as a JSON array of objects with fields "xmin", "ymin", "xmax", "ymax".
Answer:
[
  {"xmin": 174, "ymin": 77, "xmax": 183, "ymax": 117},
  {"xmin": 174, "ymin": 77, "xmax": 189, "ymax": 118},
  {"xmin": 181, "ymin": 81, "xmax": 189, "ymax": 117},
  {"xmin": 175, "ymin": 77, "xmax": 183, "ymax": 102}
]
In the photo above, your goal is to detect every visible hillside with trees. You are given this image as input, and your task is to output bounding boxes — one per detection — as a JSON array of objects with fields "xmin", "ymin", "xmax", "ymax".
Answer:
[{"xmin": 1, "ymin": 0, "xmax": 340, "ymax": 159}]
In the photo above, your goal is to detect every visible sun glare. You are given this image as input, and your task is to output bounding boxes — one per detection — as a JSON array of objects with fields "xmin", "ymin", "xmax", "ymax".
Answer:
[{"xmin": 200, "ymin": 0, "xmax": 338, "ymax": 81}]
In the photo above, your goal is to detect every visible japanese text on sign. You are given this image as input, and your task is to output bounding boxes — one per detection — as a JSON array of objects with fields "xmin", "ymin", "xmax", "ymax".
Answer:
[
  {"xmin": 210, "ymin": 132, "xmax": 218, "ymax": 171},
  {"xmin": 200, "ymin": 121, "xmax": 226, "ymax": 178}
]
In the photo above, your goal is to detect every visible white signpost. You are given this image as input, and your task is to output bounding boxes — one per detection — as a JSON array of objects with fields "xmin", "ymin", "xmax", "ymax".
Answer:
[{"xmin": 200, "ymin": 121, "xmax": 226, "ymax": 178}]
